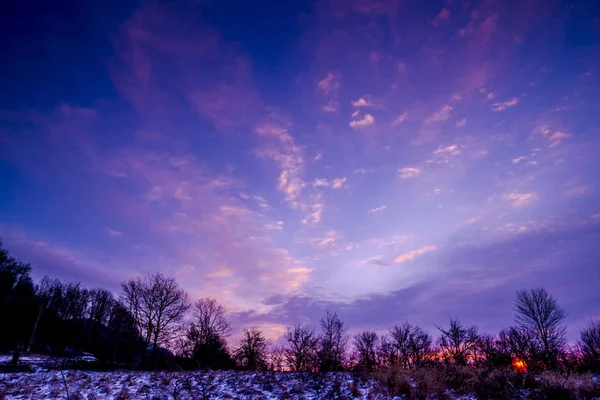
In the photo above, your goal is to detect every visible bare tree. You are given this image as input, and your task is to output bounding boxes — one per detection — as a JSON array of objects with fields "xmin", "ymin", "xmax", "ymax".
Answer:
[
  {"xmin": 514, "ymin": 288, "xmax": 566, "ymax": 369},
  {"xmin": 353, "ymin": 331, "xmax": 378, "ymax": 371},
  {"xmin": 579, "ymin": 319, "xmax": 600, "ymax": 372},
  {"xmin": 390, "ymin": 322, "xmax": 433, "ymax": 368},
  {"xmin": 87, "ymin": 288, "xmax": 114, "ymax": 326},
  {"xmin": 268, "ymin": 345, "xmax": 286, "ymax": 372},
  {"xmin": 119, "ymin": 273, "xmax": 190, "ymax": 357},
  {"xmin": 317, "ymin": 311, "xmax": 349, "ymax": 372},
  {"xmin": 284, "ymin": 324, "xmax": 319, "ymax": 372},
  {"xmin": 233, "ymin": 327, "xmax": 269, "ymax": 370},
  {"xmin": 186, "ymin": 297, "xmax": 232, "ymax": 368},
  {"xmin": 376, "ymin": 334, "xmax": 396, "ymax": 366},
  {"xmin": 497, "ymin": 326, "xmax": 540, "ymax": 368},
  {"xmin": 436, "ymin": 318, "xmax": 479, "ymax": 365}
]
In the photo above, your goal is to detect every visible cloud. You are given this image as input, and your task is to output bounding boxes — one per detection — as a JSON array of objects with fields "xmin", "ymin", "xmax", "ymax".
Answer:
[
  {"xmin": 362, "ymin": 255, "xmax": 389, "ymax": 266},
  {"xmin": 317, "ymin": 72, "xmax": 339, "ymax": 95},
  {"xmin": 431, "ymin": 8, "xmax": 451, "ymax": 27},
  {"xmin": 254, "ymin": 119, "xmax": 306, "ymax": 206},
  {"xmin": 491, "ymin": 97, "xmax": 519, "ymax": 111},
  {"xmin": 350, "ymin": 114, "xmax": 375, "ymax": 128},
  {"xmin": 433, "ymin": 144, "xmax": 461, "ymax": 156},
  {"xmin": 398, "ymin": 167, "xmax": 421, "ymax": 178},
  {"xmin": 368, "ymin": 205, "xmax": 387, "ymax": 213},
  {"xmin": 392, "ymin": 112, "xmax": 409, "ymax": 126},
  {"xmin": 394, "ymin": 245, "xmax": 437, "ymax": 263},
  {"xmin": 503, "ymin": 192, "xmax": 537, "ymax": 207},
  {"xmin": 264, "ymin": 221, "xmax": 284, "ymax": 231},
  {"xmin": 465, "ymin": 216, "xmax": 482, "ymax": 225},
  {"xmin": 455, "ymin": 118, "xmax": 466, "ymax": 127},
  {"xmin": 351, "ymin": 97, "xmax": 373, "ymax": 107},
  {"xmin": 332, "ymin": 177, "xmax": 347, "ymax": 189},
  {"xmin": 311, "ymin": 177, "xmax": 346, "ymax": 189},
  {"xmin": 106, "ymin": 228, "xmax": 122, "ymax": 237},
  {"xmin": 321, "ymin": 102, "xmax": 337, "ymax": 112},
  {"xmin": 424, "ymin": 105, "xmax": 453, "ymax": 124},
  {"xmin": 301, "ymin": 196, "xmax": 324, "ymax": 226},
  {"xmin": 309, "ymin": 230, "xmax": 340, "ymax": 248},
  {"xmin": 565, "ymin": 186, "xmax": 590, "ymax": 196},
  {"xmin": 512, "ymin": 156, "xmax": 527, "ymax": 164},
  {"xmin": 549, "ymin": 131, "xmax": 570, "ymax": 147}
]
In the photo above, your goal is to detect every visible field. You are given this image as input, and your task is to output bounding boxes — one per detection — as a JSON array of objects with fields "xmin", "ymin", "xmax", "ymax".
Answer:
[
  {"xmin": 1, "ymin": 369, "xmax": 412, "ymax": 400},
  {"xmin": 1, "ymin": 355, "xmax": 599, "ymax": 399}
]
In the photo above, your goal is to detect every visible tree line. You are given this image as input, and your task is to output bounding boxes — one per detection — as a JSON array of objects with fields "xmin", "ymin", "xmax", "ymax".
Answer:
[{"xmin": 1, "ymin": 239, "xmax": 599, "ymax": 372}]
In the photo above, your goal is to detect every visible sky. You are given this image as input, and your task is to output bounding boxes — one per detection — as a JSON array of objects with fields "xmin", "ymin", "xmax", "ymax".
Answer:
[{"xmin": 1, "ymin": 0, "xmax": 599, "ymax": 344}]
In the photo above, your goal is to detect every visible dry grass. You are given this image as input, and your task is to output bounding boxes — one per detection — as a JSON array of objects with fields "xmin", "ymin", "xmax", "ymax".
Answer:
[{"xmin": 371, "ymin": 365, "xmax": 600, "ymax": 400}]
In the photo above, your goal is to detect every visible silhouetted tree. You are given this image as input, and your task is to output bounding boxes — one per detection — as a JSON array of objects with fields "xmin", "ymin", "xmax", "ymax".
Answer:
[
  {"xmin": 496, "ymin": 326, "xmax": 540, "ymax": 369},
  {"xmin": 120, "ymin": 273, "xmax": 190, "ymax": 358},
  {"xmin": 477, "ymin": 333, "xmax": 514, "ymax": 369},
  {"xmin": 268, "ymin": 345, "xmax": 285, "ymax": 372},
  {"xmin": 186, "ymin": 297, "xmax": 232, "ymax": 368},
  {"xmin": 514, "ymin": 288, "xmax": 566, "ymax": 369},
  {"xmin": 284, "ymin": 324, "xmax": 319, "ymax": 372},
  {"xmin": 376, "ymin": 334, "xmax": 396, "ymax": 366},
  {"xmin": 0, "ymin": 240, "xmax": 34, "ymax": 297},
  {"xmin": 0, "ymin": 240, "xmax": 37, "ymax": 352},
  {"xmin": 317, "ymin": 311, "xmax": 349, "ymax": 372},
  {"xmin": 390, "ymin": 322, "xmax": 433, "ymax": 368},
  {"xmin": 233, "ymin": 327, "xmax": 269, "ymax": 370},
  {"xmin": 579, "ymin": 319, "xmax": 600, "ymax": 372},
  {"xmin": 437, "ymin": 318, "xmax": 479, "ymax": 365},
  {"xmin": 353, "ymin": 331, "xmax": 378, "ymax": 371}
]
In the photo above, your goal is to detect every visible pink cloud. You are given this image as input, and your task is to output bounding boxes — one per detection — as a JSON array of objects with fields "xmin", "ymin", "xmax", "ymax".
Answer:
[
  {"xmin": 317, "ymin": 72, "xmax": 340, "ymax": 95},
  {"xmin": 431, "ymin": 8, "xmax": 451, "ymax": 27},
  {"xmin": 394, "ymin": 245, "xmax": 437, "ymax": 263}
]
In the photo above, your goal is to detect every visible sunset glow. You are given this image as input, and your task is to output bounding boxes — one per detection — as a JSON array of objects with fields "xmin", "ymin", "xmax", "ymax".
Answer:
[{"xmin": 1, "ymin": 0, "xmax": 599, "ymax": 343}]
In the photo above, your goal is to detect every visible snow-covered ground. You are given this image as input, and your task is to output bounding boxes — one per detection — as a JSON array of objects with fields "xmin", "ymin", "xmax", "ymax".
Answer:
[{"xmin": 0, "ymin": 369, "xmax": 480, "ymax": 400}]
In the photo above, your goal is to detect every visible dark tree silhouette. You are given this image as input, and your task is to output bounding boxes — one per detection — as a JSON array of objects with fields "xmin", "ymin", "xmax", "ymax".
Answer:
[
  {"xmin": 284, "ymin": 324, "xmax": 319, "ymax": 372},
  {"xmin": 268, "ymin": 345, "xmax": 285, "ymax": 372},
  {"xmin": 390, "ymin": 322, "xmax": 433, "ymax": 368},
  {"xmin": 317, "ymin": 311, "xmax": 349, "ymax": 372},
  {"xmin": 376, "ymin": 334, "xmax": 396, "ymax": 366},
  {"xmin": 186, "ymin": 297, "xmax": 232, "ymax": 368},
  {"xmin": 0, "ymin": 240, "xmax": 36, "ymax": 353},
  {"xmin": 120, "ymin": 273, "xmax": 190, "ymax": 358},
  {"xmin": 353, "ymin": 331, "xmax": 378, "ymax": 371},
  {"xmin": 233, "ymin": 327, "xmax": 269, "ymax": 370},
  {"xmin": 514, "ymin": 288, "xmax": 567, "ymax": 369},
  {"xmin": 436, "ymin": 318, "xmax": 479, "ymax": 365},
  {"xmin": 579, "ymin": 319, "xmax": 600, "ymax": 372}
]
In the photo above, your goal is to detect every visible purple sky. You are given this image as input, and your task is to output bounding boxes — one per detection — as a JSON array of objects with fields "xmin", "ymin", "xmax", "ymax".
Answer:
[{"xmin": 1, "ymin": 0, "xmax": 599, "ymax": 343}]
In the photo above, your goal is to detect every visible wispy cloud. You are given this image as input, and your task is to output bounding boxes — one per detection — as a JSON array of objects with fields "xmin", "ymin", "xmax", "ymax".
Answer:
[
  {"xmin": 424, "ymin": 105, "xmax": 453, "ymax": 124},
  {"xmin": 394, "ymin": 245, "xmax": 437, "ymax": 263},
  {"xmin": 503, "ymin": 192, "xmax": 537, "ymax": 207},
  {"xmin": 433, "ymin": 144, "xmax": 461, "ymax": 156},
  {"xmin": 392, "ymin": 111, "xmax": 409, "ymax": 126},
  {"xmin": 368, "ymin": 205, "xmax": 387, "ymax": 213},
  {"xmin": 350, "ymin": 114, "xmax": 374, "ymax": 128},
  {"xmin": 431, "ymin": 8, "xmax": 450, "ymax": 27},
  {"xmin": 398, "ymin": 167, "xmax": 421, "ymax": 178},
  {"xmin": 491, "ymin": 97, "xmax": 519, "ymax": 111},
  {"xmin": 106, "ymin": 228, "xmax": 122, "ymax": 237},
  {"xmin": 332, "ymin": 177, "xmax": 347, "ymax": 189},
  {"xmin": 321, "ymin": 101, "xmax": 338, "ymax": 112},
  {"xmin": 309, "ymin": 230, "xmax": 340, "ymax": 248},
  {"xmin": 317, "ymin": 72, "xmax": 339, "ymax": 95}
]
